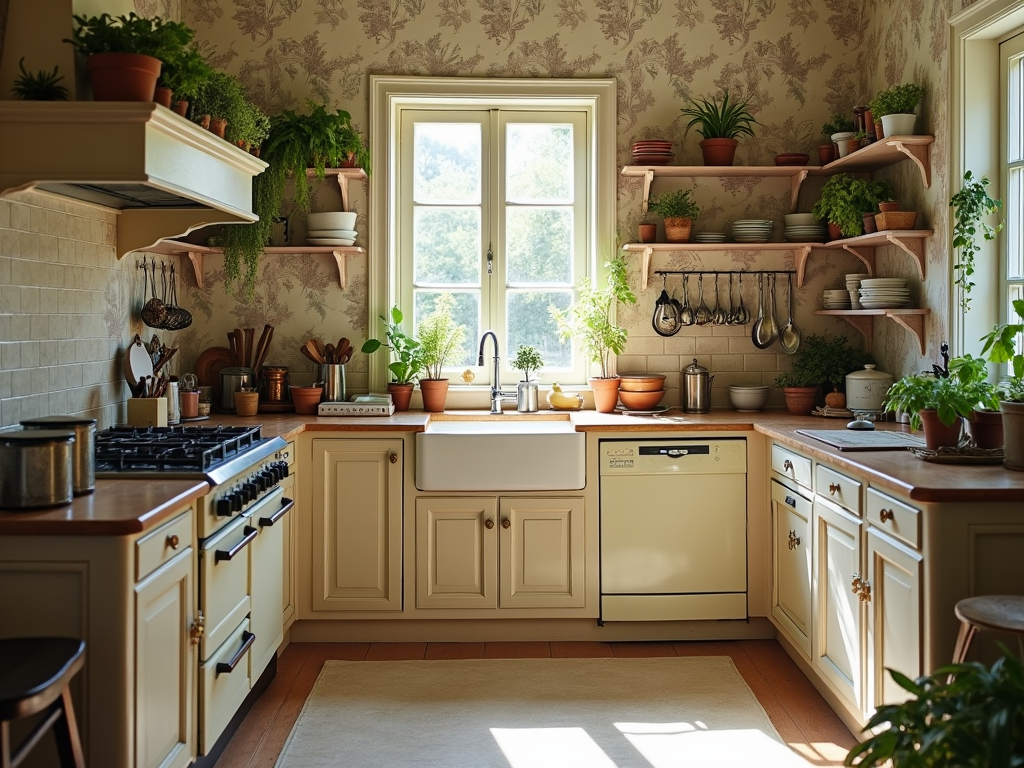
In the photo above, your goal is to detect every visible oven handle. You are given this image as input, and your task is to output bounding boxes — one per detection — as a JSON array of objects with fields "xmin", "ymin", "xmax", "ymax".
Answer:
[
  {"xmin": 216, "ymin": 631, "xmax": 255, "ymax": 675},
  {"xmin": 259, "ymin": 497, "xmax": 294, "ymax": 528},
  {"xmin": 215, "ymin": 526, "xmax": 257, "ymax": 562}
]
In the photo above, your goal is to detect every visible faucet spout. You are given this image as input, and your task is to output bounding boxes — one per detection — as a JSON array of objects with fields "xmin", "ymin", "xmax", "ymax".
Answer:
[{"xmin": 477, "ymin": 331, "xmax": 514, "ymax": 414}]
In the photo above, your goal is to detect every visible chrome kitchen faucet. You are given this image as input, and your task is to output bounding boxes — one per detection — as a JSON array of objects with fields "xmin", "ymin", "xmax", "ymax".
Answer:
[{"xmin": 477, "ymin": 331, "xmax": 517, "ymax": 414}]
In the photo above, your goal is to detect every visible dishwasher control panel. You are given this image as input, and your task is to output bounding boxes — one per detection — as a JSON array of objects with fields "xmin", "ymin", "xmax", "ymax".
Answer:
[{"xmin": 599, "ymin": 438, "xmax": 745, "ymax": 474}]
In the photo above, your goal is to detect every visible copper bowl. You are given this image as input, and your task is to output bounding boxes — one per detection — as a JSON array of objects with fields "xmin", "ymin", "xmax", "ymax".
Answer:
[
  {"xmin": 618, "ymin": 389, "xmax": 665, "ymax": 410},
  {"xmin": 619, "ymin": 374, "xmax": 667, "ymax": 392}
]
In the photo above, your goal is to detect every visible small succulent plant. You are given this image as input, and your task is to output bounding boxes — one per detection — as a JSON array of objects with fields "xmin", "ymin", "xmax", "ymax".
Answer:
[{"xmin": 11, "ymin": 58, "xmax": 70, "ymax": 101}]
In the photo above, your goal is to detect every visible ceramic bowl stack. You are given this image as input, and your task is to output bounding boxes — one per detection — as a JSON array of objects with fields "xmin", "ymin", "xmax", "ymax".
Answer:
[
  {"xmin": 729, "ymin": 219, "xmax": 774, "ymax": 243},
  {"xmin": 823, "ymin": 289, "xmax": 851, "ymax": 310},
  {"xmin": 858, "ymin": 277, "xmax": 911, "ymax": 308},
  {"xmin": 845, "ymin": 273, "xmax": 871, "ymax": 309},
  {"xmin": 783, "ymin": 213, "xmax": 827, "ymax": 243},
  {"xmin": 631, "ymin": 140, "xmax": 674, "ymax": 165},
  {"xmin": 728, "ymin": 385, "xmax": 770, "ymax": 412},
  {"xmin": 307, "ymin": 212, "xmax": 358, "ymax": 246},
  {"xmin": 693, "ymin": 231, "xmax": 727, "ymax": 244}
]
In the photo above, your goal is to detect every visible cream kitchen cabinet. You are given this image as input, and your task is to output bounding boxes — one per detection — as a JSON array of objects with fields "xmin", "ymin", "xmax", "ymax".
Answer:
[
  {"xmin": 770, "ymin": 478, "xmax": 813, "ymax": 657},
  {"xmin": 415, "ymin": 496, "xmax": 585, "ymax": 611},
  {"xmin": 310, "ymin": 438, "xmax": 403, "ymax": 612},
  {"xmin": 277, "ymin": 441, "xmax": 297, "ymax": 631}
]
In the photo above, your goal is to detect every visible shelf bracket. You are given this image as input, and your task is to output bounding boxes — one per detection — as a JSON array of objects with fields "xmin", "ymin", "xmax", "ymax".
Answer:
[
  {"xmin": 331, "ymin": 249, "xmax": 360, "ymax": 290},
  {"xmin": 334, "ymin": 175, "xmax": 351, "ymax": 213},
  {"xmin": 835, "ymin": 314, "xmax": 875, "ymax": 352},
  {"xmin": 793, "ymin": 246, "xmax": 813, "ymax": 288},
  {"xmin": 887, "ymin": 311, "xmax": 927, "ymax": 354},
  {"xmin": 186, "ymin": 252, "xmax": 205, "ymax": 289},
  {"xmin": 790, "ymin": 170, "xmax": 809, "ymax": 210},
  {"xmin": 840, "ymin": 244, "xmax": 877, "ymax": 276},
  {"xmin": 888, "ymin": 140, "xmax": 931, "ymax": 188},
  {"xmin": 641, "ymin": 169, "xmax": 654, "ymax": 216},
  {"xmin": 885, "ymin": 234, "xmax": 926, "ymax": 280},
  {"xmin": 639, "ymin": 246, "xmax": 654, "ymax": 291}
]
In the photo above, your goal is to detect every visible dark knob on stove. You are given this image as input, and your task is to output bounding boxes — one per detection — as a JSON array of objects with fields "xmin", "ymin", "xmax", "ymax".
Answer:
[
  {"xmin": 230, "ymin": 492, "xmax": 243, "ymax": 513},
  {"xmin": 275, "ymin": 461, "xmax": 289, "ymax": 478},
  {"xmin": 216, "ymin": 497, "xmax": 233, "ymax": 517},
  {"xmin": 244, "ymin": 481, "xmax": 259, "ymax": 500},
  {"xmin": 266, "ymin": 466, "xmax": 281, "ymax": 484},
  {"xmin": 259, "ymin": 470, "xmax": 276, "ymax": 488}
]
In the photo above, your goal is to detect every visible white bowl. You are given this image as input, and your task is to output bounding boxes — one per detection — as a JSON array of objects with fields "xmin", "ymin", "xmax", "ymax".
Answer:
[
  {"xmin": 784, "ymin": 213, "xmax": 819, "ymax": 226},
  {"xmin": 308, "ymin": 229, "xmax": 358, "ymax": 239},
  {"xmin": 728, "ymin": 387, "xmax": 769, "ymax": 411},
  {"xmin": 307, "ymin": 211, "xmax": 357, "ymax": 231}
]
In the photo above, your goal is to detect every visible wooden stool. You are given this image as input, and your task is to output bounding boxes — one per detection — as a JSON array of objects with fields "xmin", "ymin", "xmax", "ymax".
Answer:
[
  {"xmin": 952, "ymin": 595, "xmax": 1024, "ymax": 663},
  {"xmin": 0, "ymin": 638, "xmax": 85, "ymax": 768}
]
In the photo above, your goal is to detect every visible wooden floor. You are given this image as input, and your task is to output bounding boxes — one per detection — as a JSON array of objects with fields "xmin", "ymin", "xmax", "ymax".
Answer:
[{"xmin": 215, "ymin": 639, "xmax": 858, "ymax": 768}]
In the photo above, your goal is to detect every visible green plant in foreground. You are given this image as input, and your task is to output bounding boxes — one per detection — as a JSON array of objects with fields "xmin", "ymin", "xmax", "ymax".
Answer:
[
  {"xmin": 981, "ymin": 297, "xmax": 1024, "ymax": 402},
  {"xmin": 869, "ymin": 83, "xmax": 925, "ymax": 117},
  {"xmin": 883, "ymin": 354, "xmax": 995, "ymax": 429},
  {"xmin": 417, "ymin": 293, "xmax": 468, "ymax": 380},
  {"xmin": 845, "ymin": 649, "xmax": 1024, "ymax": 767},
  {"xmin": 821, "ymin": 113, "xmax": 855, "ymax": 136},
  {"xmin": 361, "ymin": 306, "xmax": 425, "ymax": 385},
  {"xmin": 951, "ymin": 170, "xmax": 1003, "ymax": 310},
  {"xmin": 511, "ymin": 345, "xmax": 544, "ymax": 381},
  {"xmin": 680, "ymin": 92, "xmax": 758, "ymax": 140},
  {"xmin": 647, "ymin": 189, "xmax": 700, "ymax": 220},
  {"xmin": 774, "ymin": 334, "xmax": 872, "ymax": 389},
  {"xmin": 812, "ymin": 174, "xmax": 894, "ymax": 237},
  {"xmin": 11, "ymin": 58, "xmax": 69, "ymax": 100}
]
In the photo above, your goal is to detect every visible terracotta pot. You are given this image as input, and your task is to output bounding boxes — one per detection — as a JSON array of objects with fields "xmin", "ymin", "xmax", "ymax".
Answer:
[
  {"xmin": 827, "ymin": 222, "xmax": 843, "ymax": 241},
  {"xmin": 210, "ymin": 117, "xmax": 228, "ymax": 138},
  {"xmin": 198, "ymin": 114, "xmax": 211, "ymax": 130},
  {"xmin": 783, "ymin": 386, "xmax": 818, "ymax": 416},
  {"xmin": 589, "ymin": 376, "xmax": 621, "ymax": 414},
  {"xmin": 967, "ymin": 409, "xmax": 1004, "ymax": 450},
  {"xmin": 699, "ymin": 138, "xmax": 738, "ymax": 166},
  {"xmin": 663, "ymin": 217, "xmax": 693, "ymax": 243},
  {"xmin": 172, "ymin": 100, "xmax": 189, "ymax": 117},
  {"xmin": 864, "ymin": 109, "xmax": 875, "ymax": 139},
  {"xmin": 290, "ymin": 386, "xmax": 323, "ymax": 415},
  {"xmin": 862, "ymin": 213, "xmax": 877, "ymax": 234},
  {"xmin": 339, "ymin": 152, "xmax": 357, "ymax": 168},
  {"xmin": 387, "ymin": 382, "xmax": 415, "ymax": 412},
  {"xmin": 817, "ymin": 144, "xmax": 835, "ymax": 165},
  {"xmin": 418, "ymin": 378, "xmax": 449, "ymax": 412},
  {"xmin": 154, "ymin": 86, "xmax": 173, "ymax": 108},
  {"xmin": 874, "ymin": 120, "xmax": 884, "ymax": 139},
  {"xmin": 878, "ymin": 201, "xmax": 900, "ymax": 212},
  {"xmin": 638, "ymin": 222, "xmax": 657, "ymax": 243},
  {"xmin": 836, "ymin": 137, "xmax": 860, "ymax": 158},
  {"xmin": 1000, "ymin": 400, "xmax": 1024, "ymax": 471},
  {"xmin": 918, "ymin": 408, "xmax": 963, "ymax": 450},
  {"xmin": 87, "ymin": 52, "xmax": 162, "ymax": 102}
]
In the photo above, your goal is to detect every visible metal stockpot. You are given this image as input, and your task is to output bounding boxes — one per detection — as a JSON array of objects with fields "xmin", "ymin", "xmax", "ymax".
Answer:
[
  {"xmin": 682, "ymin": 358, "xmax": 715, "ymax": 413},
  {"xmin": 0, "ymin": 430, "xmax": 75, "ymax": 509},
  {"xmin": 220, "ymin": 367, "xmax": 256, "ymax": 411},
  {"xmin": 21, "ymin": 416, "xmax": 97, "ymax": 495}
]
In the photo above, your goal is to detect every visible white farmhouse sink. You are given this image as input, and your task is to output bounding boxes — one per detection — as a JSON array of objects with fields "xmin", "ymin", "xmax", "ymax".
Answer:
[{"xmin": 415, "ymin": 415, "xmax": 585, "ymax": 491}]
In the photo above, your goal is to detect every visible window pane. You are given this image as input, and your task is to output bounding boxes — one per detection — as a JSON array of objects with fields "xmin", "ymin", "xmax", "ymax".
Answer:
[
  {"xmin": 414, "ymin": 123, "xmax": 481, "ymax": 204},
  {"xmin": 1012, "ymin": 55, "xmax": 1023, "ymax": 163},
  {"xmin": 414, "ymin": 290, "xmax": 479, "ymax": 368},
  {"xmin": 414, "ymin": 207, "xmax": 480, "ymax": 285},
  {"xmin": 1010, "ymin": 167, "xmax": 1023, "ymax": 280},
  {"xmin": 506, "ymin": 207, "xmax": 573, "ymax": 284},
  {"xmin": 506, "ymin": 124, "xmax": 573, "ymax": 203},
  {"xmin": 507, "ymin": 290, "xmax": 572, "ymax": 369}
]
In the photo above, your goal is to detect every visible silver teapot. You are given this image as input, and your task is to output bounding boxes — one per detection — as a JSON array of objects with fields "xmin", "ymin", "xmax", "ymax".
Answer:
[{"xmin": 682, "ymin": 358, "xmax": 714, "ymax": 413}]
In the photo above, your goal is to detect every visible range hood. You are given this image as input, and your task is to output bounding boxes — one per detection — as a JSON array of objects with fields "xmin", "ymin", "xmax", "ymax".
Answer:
[{"xmin": 0, "ymin": 102, "xmax": 268, "ymax": 258}]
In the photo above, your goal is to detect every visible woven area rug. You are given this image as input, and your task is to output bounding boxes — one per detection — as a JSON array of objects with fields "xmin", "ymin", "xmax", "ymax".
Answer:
[{"xmin": 275, "ymin": 657, "xmax": 810, "ymax": 767}]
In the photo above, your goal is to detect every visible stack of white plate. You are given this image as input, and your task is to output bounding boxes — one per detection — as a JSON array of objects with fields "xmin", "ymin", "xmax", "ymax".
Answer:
[
  {"xmin": 845, "ymin": 273, "xmax": 871, "ymax": 310},
  {"xmin": 859, "ymin": 277, "xmax": 910, "ymax": 308},
  {"xmin": 307, "ymin": 212, "xmax": 358, "ymax": 245},
  {"xmin": 693, "ymin": 232, "xmax": 727, "ymax": 243},
  {"xmin": 730, "ymin": 219, "xmax": 774, "ymax": 243},
  {"xmin": 823, "ymin": 289, "xmax": 851, "ymax": 309},
  {"xmin": 783, "ymin": 223, "xmax": 827, "ymax": 242},
  {"xmin": 308, "ymin": 228, "xmax": 357, "ymax": 246}
]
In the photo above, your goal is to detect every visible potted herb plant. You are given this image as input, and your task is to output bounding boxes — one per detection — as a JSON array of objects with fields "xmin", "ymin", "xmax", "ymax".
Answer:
[
  {"xmin": 812, "ymin": 174, "xmax": 894, "ymax": 239},
  {"xmin": 361, "ymin": 305, "xmax": 425, "ymax": 411},
  {"xmin": 819, "ymin": 114, "xmax": 856, "ymax": 164},
  {"xmin": 511, "ymin": 344, "xmax": 544, "ymax": 412},
  {"xmin": 774, "ymin": 334, "xmax": 872, "ymax": 414},
  {"xmin": 981, "ymin": 297, "xmax": 1024, "ymax": 469},
  {"xmin": 951, "ymin": 170, "xmax": 1003, "ymax": 310},
  {"xmin": 416, "ymin": 293, "xmax": 468, "ymax": 412},
  {"xmin": 65, "ymin": 13, "xmax": 194, "ymax": 102},
  {"xmin": 550, "ymin": 255, "xmax": 638, "ymax": 413},
  {"xmin": 158, "ymin": 45, "xmax": 213, "ymax": 115},
  {"xmin": 647, "ymin": 189, "xmax": 699, "ymax": 243},
  {"xmin": 680, "ymin": 91, "xmax": 758, "ymax": 166},
  {"xmin": 11, "ymin": 58, "xmax": 69, "ymax": 101},
  {"xmin": 870, "ymin": 82, "xmax": 926, "ymax": 137}
]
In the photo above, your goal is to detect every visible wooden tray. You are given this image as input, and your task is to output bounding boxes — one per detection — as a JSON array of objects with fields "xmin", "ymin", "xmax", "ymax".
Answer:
[
  {"xmin": 195, "ymin": 346, "xmax": 236, "ymax": 405},
  {"xmin": 909, "ymin": 446, "xmax": 1004, "ymax": 464}
]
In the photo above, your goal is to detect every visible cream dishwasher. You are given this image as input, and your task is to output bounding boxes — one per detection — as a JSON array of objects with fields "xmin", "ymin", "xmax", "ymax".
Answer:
[{"xmin": 599, "ymin": 438, "xmax": 747, "ymax": 622}]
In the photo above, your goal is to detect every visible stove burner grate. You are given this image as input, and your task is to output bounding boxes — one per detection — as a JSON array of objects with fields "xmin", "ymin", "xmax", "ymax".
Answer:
[{"xmin": 95, "ymin": 425, "xmax": 264, "ymax": 473}]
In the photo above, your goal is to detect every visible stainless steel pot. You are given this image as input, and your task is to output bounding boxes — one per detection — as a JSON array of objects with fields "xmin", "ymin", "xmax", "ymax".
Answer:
[
  {"xmin": 0, "ymin": 429, "xmax": 74, "ymax": 509},
  {"xmin": 21, "ymin": 416, "xmax": 96, "ymax": 495},
  {"xmin": 220, "ymin": 367, "xmax": 256, "ymax": 411},
  {"xmin": 682, "ymin": 358, "xmax": 714, "ymax": 413}
]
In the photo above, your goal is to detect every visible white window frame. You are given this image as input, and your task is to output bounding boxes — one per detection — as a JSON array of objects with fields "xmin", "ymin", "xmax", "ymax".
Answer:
[
  {"xmin": 1002, "ymin": 32, "xmax": 1024, "ymax": 359},
  {"xmin": 368, "ymin": 76, "xmax": 618, "ymax": 403}
]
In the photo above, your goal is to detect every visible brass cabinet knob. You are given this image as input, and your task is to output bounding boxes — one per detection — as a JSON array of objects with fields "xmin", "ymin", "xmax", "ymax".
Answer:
[
  {"xmin": 189, "ymin": 611, "xmax": 205, "ymax": 646},
  {"xmin": 859, "ymin": 582, "xmax": 872, "ymax": 602},
  {"xmin": 167, "ymin": 534, "xmax": 179, "ymax": 550},
  {"xmin": 389, "ymin": 452, "xmax": 398, "ymax": 464},
  {"xmin": 787, "ymin": 530, "xmax": 801, "ymax": 550},
  {"xmin": 502, "ymin": 518, "xmax": 511, "ymax": 529},
  {"xmin": 880, "ymin": 508, "xmax": 895, "ymax": 522},
  {"xmin": 484, "ymin": 519, "xmax": 494, "ymax": 529},
  {"xmin": 829, "ymin": 482, "xmax": 840, "ymax": 495},
  {"xmin": 851, "ymin": 574, "xmax": 863, "ymax": 594}
]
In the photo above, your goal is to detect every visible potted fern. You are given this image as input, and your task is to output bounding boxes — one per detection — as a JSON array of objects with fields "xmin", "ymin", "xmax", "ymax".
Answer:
[
  {"xmin": 158, "ymin": 45, "xmax": 213, "ymax": 115},
  {"xmin": 812, "ymin": 174, "xmax": 894, "ymax": 239},
  {"xmin": 416, "ymin": 293, "xmax": 468, "ymax": 412},
  {"xmin": 680, "ymin": 91, "xmax": 758, "ymax": 166}
]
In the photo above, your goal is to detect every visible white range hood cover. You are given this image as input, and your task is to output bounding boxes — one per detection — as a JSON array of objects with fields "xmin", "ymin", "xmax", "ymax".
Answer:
[{"xmin": 0, "ymin": 101, "xmax": 268, "ymax": 257}]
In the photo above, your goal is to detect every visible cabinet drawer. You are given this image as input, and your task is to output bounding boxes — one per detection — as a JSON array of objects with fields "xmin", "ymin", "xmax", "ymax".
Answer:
[
  {"xmin": 276, "ymin": 440, "xmax": 295, "ymax": 467},
  {"xmin": 200, "ymin": 618, "xmax": 252, "ymax": 754},
  {"xmin": 136, "ymin": 508, "xmax": 194, "ymax": 582},
  {"xmin": 771, "ymin": 444, "xmax": 812, "ymax": 489},
  {"xmin": 816, "ymin": 465, "xmax": 862, "ymax": 515},
  {"xmin": 867, "ymin": 487, "xmax": 920, "ymax": 549}
]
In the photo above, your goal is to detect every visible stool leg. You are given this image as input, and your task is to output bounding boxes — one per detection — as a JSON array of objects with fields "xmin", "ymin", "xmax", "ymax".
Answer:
[
  {"xmin": 51, "ymin": 688, "xmax": 84, "ymax": 768},
  {"xmin": 952, "ymin": 620, "xmax": 976, "ymax": 664},
  {"xmin": 2, "ymin": 721, "xmax": 12, "ymax": 768}
]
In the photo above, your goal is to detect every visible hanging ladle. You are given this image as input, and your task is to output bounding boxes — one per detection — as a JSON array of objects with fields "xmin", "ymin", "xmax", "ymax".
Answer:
[
  {"xmin": 712, "ymin": 273, "xmax": 728, "ymax": 325},
  {"xmin": 734, "ymin": 272, "xmax": 751, "ymax": 325},
  {"xmin": 779, "ymin": 273, "xmax": 802, "ymax": 354},
  {"xmin": 652, "ymin": 274, "xmax": 681, "ymax": 336},
  {"xmin": 751, "ymin": 273, "xmax": 775, "ymax": 349},
  {"xmin": 679, "ymin": 274, "xmax": 695, "ymax": 326}
]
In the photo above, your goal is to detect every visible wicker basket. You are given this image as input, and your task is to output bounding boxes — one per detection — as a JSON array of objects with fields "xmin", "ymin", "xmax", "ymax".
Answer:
[{"xmin": 873, "ymin": 211, "xmax": 918, "ymax": 231}]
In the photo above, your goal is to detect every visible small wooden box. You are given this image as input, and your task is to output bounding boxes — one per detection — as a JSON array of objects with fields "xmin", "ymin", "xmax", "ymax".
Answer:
[
  {"xmin": 874, "ymin": 211, "xmax": 918, "ymax": 231},
  {"xmin": 127, "ymin": 398, "xmax": 168, "ymax": 427}
]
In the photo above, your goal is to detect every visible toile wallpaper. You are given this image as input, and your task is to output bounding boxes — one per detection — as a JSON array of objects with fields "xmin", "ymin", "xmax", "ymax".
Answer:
[{"xmin": 126, "ymin": 0, "xmax": 967, "ymax": 406}]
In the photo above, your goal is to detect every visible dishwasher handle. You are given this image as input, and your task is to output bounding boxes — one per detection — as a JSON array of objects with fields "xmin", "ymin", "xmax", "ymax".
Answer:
[{"xmin": 639, "ymin": 445, "xmax": 711, "ymax": 458}]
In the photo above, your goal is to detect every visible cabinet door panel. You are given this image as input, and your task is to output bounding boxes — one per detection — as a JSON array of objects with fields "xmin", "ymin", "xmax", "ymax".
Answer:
[
  {"xmin": 280, "ymin": 472, "xmax": 297, "ymax": 630},
  {"xmin": 771, "ymin": 480, "xmax": 812, "ymax": 657},
  {"xmin": 312, "ymin": 439, "xmax": 403, "ymax": 611},
  {"xmin": 499, "ymin": 497, "xmax": 585, "ymax": 609},
  {"xmin": 415, "ymin": 498, "xmax": 497, "ymax": 609}
]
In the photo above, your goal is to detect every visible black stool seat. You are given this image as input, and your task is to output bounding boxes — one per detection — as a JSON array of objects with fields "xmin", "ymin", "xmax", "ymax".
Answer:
[{"xmin": 0, "ymin": 638, "xmax": 85, "ymax": 768}]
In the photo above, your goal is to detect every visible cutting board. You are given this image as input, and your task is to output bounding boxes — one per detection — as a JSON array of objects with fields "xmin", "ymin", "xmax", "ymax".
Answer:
[{"xmin": 796, "ymin": 429, "xmax": 926, "ymax": 451}]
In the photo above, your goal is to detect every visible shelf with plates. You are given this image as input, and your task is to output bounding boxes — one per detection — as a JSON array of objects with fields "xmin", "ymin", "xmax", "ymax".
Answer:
[
  {"xmin": 146, "ymin": 240, "xmax": 366, "ymax": 290},
  {"xmin": 812, "ymin": 308, "xmax": 930, "ymax": 354}
]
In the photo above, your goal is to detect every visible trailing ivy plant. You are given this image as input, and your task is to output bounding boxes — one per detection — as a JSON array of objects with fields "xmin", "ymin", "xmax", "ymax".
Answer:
[{"xmin": 950, "ymin": 170, "xmax": 1003, "ymax": 310}]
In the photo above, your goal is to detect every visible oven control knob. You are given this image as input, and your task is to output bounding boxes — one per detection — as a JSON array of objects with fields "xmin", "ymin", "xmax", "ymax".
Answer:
[
  {"xmin": 245, "ymin": 481, "xmax": 259, "ymax": 500},
  {"xmin": 276, "ymin": 461, "xmax": 289, "ymax": 478},
  {"xmin": 266, "ymin": 466, "xmax": 280, "ymax": 484},
  {"xmin": 260, "ymin": 470, "xmax": 275, "ymax": 488},
  {"xmin": 230, "ymin": 492, "xmax": 243, "ymax": 512},
  {"xmin": 216, "ymin": 497, "xmax": 233, "ymax": 517}
]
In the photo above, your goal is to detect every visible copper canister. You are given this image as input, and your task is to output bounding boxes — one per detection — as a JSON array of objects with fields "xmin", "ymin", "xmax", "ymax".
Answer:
[{"xmin": 261, "ymin": 366, "xmax": 290, "ymax": 402}]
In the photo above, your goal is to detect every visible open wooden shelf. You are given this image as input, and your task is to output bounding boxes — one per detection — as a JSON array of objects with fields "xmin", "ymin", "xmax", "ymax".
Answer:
[
  {"xmin": 813, "ymin": 308, "xmax": 930, "ymax": 354},
  {"xmin": 621, "ymin": 164, "xmax": 815, "ymax": 211},
  {"xmin": 317, "ymin": 167, "xmax": 367, "ymax": 212}
]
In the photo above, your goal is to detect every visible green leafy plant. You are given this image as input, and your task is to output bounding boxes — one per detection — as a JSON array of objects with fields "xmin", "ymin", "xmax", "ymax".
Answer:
[
  {"xmin": 883, "ymin": 354, "xmax": 996, "ymax": 429},
  {"xmin": 680, "ymin": 92, "xmax": 758, "ymax": 140},
  {"xmin": 159, "ymin": 45, "xmax": 213, "ymax": 103},
  {"xmin": 812, "ymin": 174, "xmax": 894, "ymax": 237},
  {"xmin": 417, "ymin": 293, "xmax": 468, "ymax": 380},
  {"xmin": 821, "ymin": 113, "xmax": 855, "ymax": 136},
  {"xmin": 774, "ymin": 334, "xmax": 872, "ymax": 389},
  {"xmin": 980, "ymin": 298, "xmax": 1024, "ymax": 402},
  {"xmin": 511, "ymin": 345, "xmax": 544, "ymax": 381},
  {"xmin": 550, "ymin": 255, "xmax": 638, "ymax": 379},
  {"xmin": 647, "ymin": 189, "xmax": 700, "ymax": 220},
  {"xmin": 191, "ymin": 71, "xmax": 268, "ymax": 147},
  {"xmin": 361, "ymin": 305, "xmax": 425, "ymax": 385},
  {"xmin": 845, "ymin": 649, "xmax": 1024, "ymax": 768},
  {"xmin": 11, "ymin": 58, "xmax": 69, "ymax": 101},
  {"xmin": 870, "ymin": 83, "xmax": 926, "ymax": 117},
  {"xmin": 65, "ymin": 13, "xmax": 193, "ymax": 61},
  {"xmin": 951, "ymin": 170, "xmax": 1003, "ymax": 310}
]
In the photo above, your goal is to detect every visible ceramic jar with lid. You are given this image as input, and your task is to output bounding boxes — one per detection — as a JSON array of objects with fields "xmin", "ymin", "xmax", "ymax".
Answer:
[{"xmin": 845, "ymin": 364, "xmax": 893, "ymax": 412}]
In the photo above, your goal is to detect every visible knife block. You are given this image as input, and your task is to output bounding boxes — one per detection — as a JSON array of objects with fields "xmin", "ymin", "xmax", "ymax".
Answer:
[{"xmin": 127, "ymin": 398, "xmax": 168, "ymax": 428}]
